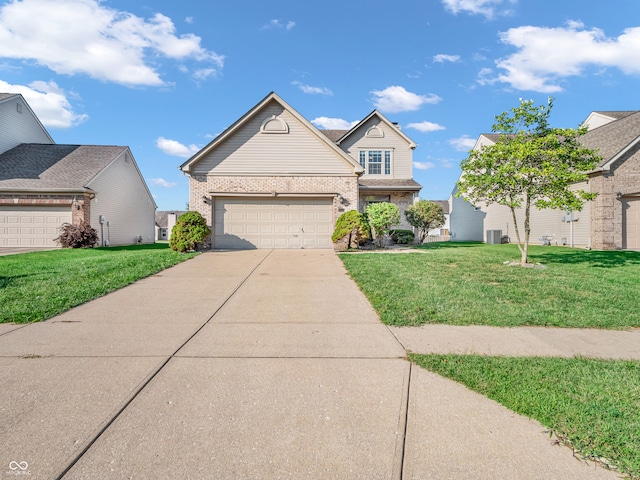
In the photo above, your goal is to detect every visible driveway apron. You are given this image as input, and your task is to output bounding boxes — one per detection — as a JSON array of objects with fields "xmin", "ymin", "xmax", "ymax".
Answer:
[{"xmin": 0, "ymin": 250, "xmax": 620, "ymax": 479}]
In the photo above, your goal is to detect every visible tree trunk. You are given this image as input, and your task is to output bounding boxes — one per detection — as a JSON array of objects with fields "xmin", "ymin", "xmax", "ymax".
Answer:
[
  {"xmin": 510, "ymin": 207, "xmax": 524, "ymax": 259},
  {"xmin": 522, "ymin": 194, "xmax": 531, "ymax": 265}
]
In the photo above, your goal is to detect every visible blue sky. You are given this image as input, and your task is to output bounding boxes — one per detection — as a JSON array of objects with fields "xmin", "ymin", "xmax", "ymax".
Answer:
[{"xmin": 1, "ymin": 0, "xmax": 639, "ymax": 210}]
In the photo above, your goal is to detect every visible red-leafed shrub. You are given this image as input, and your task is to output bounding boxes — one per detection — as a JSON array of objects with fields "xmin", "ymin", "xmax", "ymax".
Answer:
[{"xmin": 55, "ymin": 221, "xmax": 99, "ymax": 248}]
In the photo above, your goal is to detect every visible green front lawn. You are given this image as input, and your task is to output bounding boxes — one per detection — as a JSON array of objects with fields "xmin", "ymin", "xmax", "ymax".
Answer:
[
  {"xmin": 0, "ymin": 244, "xmax": 197, "ymax": 323},
  {"xmin": 339, "ymin": 243, "xmax": 640, "ymax": 328},
  {"xmin": 411, "ymin": 354, "xmax": 640, "ymax": 479}
]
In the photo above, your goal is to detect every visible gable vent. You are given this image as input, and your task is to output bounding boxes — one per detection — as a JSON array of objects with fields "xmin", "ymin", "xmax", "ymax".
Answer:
[
  {"xmin": 366, "ymin": 126, "xmax": 384, "ymax": 138},
  {"xmin": 261, "ymin": 115, "xmax": 289, "ymax": 134}
]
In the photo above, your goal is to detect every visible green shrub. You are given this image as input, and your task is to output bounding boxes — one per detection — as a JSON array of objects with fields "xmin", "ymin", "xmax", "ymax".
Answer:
[
  {"xmin": 405, "ymin": 200, "xmax": 445, "ymax": 243},
  {"xmin": 332, "ymin": 210, "xmax": 370, "ymax": 248},
  {"xmin": 389, "ymin": 229, "xmax": 415, "ymax": 244},
  {"xmin": 365, "ymin": 202, "xmax": 400, "ymax": 247},
  {"xmin": 169, "ymin": 211, "xmax": 211, "ymax": 252},
  {"xmin": 55, "ymin": 221, "xmax": 98, "ymax": 248}
]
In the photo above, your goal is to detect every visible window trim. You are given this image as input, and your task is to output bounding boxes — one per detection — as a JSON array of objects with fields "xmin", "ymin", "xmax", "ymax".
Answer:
[{"xmin": 359, "ymin": 149, "xmax": 393, "ymax": 176}]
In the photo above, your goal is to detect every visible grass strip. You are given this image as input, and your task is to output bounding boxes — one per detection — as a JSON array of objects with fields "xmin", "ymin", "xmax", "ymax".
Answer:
[
  {"xmin": 410, "ymin": 354, "xmax": 640, "ymax": 479},
  {"xmin": 0, "ymin": 244, "xmax": 197, "ymax": 323},
  {"xmin": 339, "ymin": 243, "xmax": 640, "ymax": 328}
]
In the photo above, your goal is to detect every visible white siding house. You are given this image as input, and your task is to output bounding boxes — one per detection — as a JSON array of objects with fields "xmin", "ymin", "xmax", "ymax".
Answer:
[{"xmin": 0, "ymin": 93, "xmax": 156, "ymax": 248}]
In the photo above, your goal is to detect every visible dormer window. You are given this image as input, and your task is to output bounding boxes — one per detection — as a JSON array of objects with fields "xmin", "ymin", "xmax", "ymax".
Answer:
[
  {"xmin": 359, "ymin": 150, "xmax": 392, "ymax": 175},
  {"xmin": 260, "ymin": 115, "xmax": 289, "ymax": 133}
]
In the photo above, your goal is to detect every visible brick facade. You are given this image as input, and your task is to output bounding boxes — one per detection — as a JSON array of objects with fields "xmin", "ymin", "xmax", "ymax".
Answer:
[
  {"xmin": 589, "ymin": 145, "xmax": 640, "ymax": 250},
  {"xmin": 0, "ymin": 193, "xmax": 91, "ymax": 225}
]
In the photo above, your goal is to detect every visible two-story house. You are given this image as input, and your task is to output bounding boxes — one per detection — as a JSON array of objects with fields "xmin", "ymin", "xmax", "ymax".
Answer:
[{"xmin": 180, "ymin": 92, "xmax": 421, "ymax": 249}]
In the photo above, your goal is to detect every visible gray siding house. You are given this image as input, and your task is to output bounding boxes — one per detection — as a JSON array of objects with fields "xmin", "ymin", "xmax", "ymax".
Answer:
[
  {"xmin": 450, "ymin": 110, "xmax": 640, "ymax": 250},
  {"xmin": 181, "ymin": 92, "xmax": 421, "ymax": 249},
  {"xmin": 0, "ymin": 93, "xmax": 156, "ymax": 248}
]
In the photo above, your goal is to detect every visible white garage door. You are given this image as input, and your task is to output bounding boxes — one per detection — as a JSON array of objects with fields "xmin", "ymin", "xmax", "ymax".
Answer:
[
  {"xmin": 0, "ymin": 206, "xmax": 71, "ymax": 247},
  {"xmin": 623, "ymin": 198, "xmax": 639, "ymax": 250},
  {"xmin": 214, "ymin": 197, "xmax": 334, "ymax": 249}
]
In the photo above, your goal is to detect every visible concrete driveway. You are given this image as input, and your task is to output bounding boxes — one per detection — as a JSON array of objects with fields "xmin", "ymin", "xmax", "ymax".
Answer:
[
  {"xmin": 0, "ymin": 246, "xmax": 58, "ymax": 256},
  {"xmin": 0, "ymin": 250, "xmax": 618, "ymax": 479}
]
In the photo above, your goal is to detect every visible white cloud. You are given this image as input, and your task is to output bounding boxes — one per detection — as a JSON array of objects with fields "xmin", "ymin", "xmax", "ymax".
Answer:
[
  {"xmin": 149, "ymin": 178, "xmax": 177, "ymax": 188},
  {"xmin": 0, "ymin": 79, "xmax": 87, "ymax": 128},
  {"xmin": 413, "ymin": 161, "xmax": 436, "ymax": 170},
  {"xmin": 311, "ymin": 117, "xmax": 358, "ymax": 130},
  {"xmin": 449, "ymin": 135, "xmax": 477, "ymax": 151},
  {"xmin": 442, "ymin": 0, "xmax": 517, "ymax": 19},
  {"xmin": 371, "ymin": 86, "xmax": 441, "ymax": 113},
  {"xmin": 487, "ymin": 22, "xmax": 640, "ymax": 93},
  {"xmin": 433, "ymin": 54, "xmax": 461, "ymax": 63},
  {"xmin": 185, "ymin": 16, "xmax": 194, "ymax": 24},
  {"xmin": 292, "ymin": 81, "xmax": 333, "ymax": 96},
  {"xmin": 156, "ymin": 137, "xmax": 200, "ymax": 158},
  {"xmin": 441, "ymin": 159, "xmax": 455, "ymax": 168},
  {"xmin": 406, "ymin": 121, "xmax": 446, "ymax": 133},
  {"xmin": 262, "ymin": 19, "xmax": 296, "ymax": 30},
  {"xmin": 0, "ymin": 0, "xmax": 224, "ymax": 86}
]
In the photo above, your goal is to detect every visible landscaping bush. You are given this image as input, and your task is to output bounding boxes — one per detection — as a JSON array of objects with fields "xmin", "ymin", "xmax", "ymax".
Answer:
[
  {"xmin": 365, "ymin": 202, "xmax": 400, "ymax": 247},
  {"xmin": 405, "ymin": 200, "xmax": 445, "ymax": 243},
  {"xmin": 332, "ymin": 210, "xmax": 370, "ymax": 250},
  {"xmin": 55, "ymin": 221, "xmax": 99, "ymax": 248},
  {"xmin": 389, "ymin": 229, "xmax": 415, "ymax": 244},
  {"xmin": 169, "ymin": 211, "xmax": 211, "ymax": 252}
]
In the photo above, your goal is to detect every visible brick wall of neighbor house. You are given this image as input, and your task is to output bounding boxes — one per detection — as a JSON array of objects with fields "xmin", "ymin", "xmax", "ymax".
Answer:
[
  {"xmin": 189, "ymin": 175, "xmax": 359, "ymax": 228},
  {"xmin": 359, "ymin": 191, "xmax": 415, "ymax": 230},
  {"xmin": 590, "ymin": 147, "xmax": 640, "ymax": 250},
  {"xmin": 0, "ymin": 194, "xmax": 91, "ymax": 225}
]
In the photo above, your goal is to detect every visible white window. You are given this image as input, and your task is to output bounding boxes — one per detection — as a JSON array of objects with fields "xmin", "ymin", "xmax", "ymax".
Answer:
[{"xmin": 360, "ymin": 150, "xmax": 392, "ymax": 175}]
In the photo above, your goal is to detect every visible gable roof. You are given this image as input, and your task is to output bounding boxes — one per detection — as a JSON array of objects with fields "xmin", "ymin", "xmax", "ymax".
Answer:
[
  {"xmin": 319, "ymin": 130, "xmax": 349, "ymax": 143},
  {"xmin": 0, "ymin": 93, "xmax": 55, "ymax": 147},
  {"xmin": 335, "ymin": 110, "xmax": 417, "ymax": 149},
  {"xmin": 581, "ymin": 110, "xmax": 640, "ymax": 172},
  {"xmin": 155, "ymin": 210, "xmax": 187, "ymax": 228},
  {"xmin": 180, "ymin": 92, "xmax": 364, "ymax": 174},
  {"xmin": 0, "ymin": 144, "xmax": 128, "ymax": 191}
]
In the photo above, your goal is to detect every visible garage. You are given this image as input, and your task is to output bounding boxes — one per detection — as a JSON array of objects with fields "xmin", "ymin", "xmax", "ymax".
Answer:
[
  {"xmin": 623, "ymin": 197, "xmax": 639, "ymax": 250},
  {"xmin": 0, "ymin": 205, "xmax": 71, "ymax": 247},
  {"xmin": 213, "ymin": 197, "xmax": 334, "ymax": 249}
]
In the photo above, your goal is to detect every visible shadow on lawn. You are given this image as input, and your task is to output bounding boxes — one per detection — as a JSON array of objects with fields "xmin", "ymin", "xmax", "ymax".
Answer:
[
  {"xmin": 530, "ymin": 249, "xmax": 640, "ymax": 268},
  {"xmin": 417, "ymin": 241, "xmax": 484, "ymax": 250}
]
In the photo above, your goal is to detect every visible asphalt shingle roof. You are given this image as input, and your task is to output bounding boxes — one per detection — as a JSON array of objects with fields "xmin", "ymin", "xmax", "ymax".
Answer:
[
  {"xmin": 0, "ymin": 144, "xmax": 127, "ymax": 190},
  {"xmin": 359, "ymin": 178, "xmax": 422, "ymax": 191},
  {"xmin": 581, "ymin": 110, "xmax": 640, "ymax": 167},
  {"xmin": 318, "ymin": 130, "xmax": 349, "ymax": 143}
]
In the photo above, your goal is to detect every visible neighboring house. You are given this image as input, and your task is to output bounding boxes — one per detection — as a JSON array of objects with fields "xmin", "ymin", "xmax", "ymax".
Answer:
[
  {"xmin": 426, "ymin": 200, "xmax": 450, "ymax": 236},
  {"xmin": 180, "ymin": 92, "xmax": 421, "ymax": 249},
  {"xmin": 0, "ymin": 93, "xmax": 157, "ymax": 248},
  {"xmin": 155, "ymin": 211, "xmax": 186, "ymax": 240},
  {"xmin": 449, "ymin": 109, "xmax": 640, "ymax": 250}
]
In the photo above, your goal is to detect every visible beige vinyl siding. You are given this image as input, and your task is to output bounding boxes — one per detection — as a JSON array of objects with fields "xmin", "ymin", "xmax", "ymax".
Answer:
[
  {"xmin": 192, "ymin": 102, "xmax": 354, "ymax": 176},
  {"xmin": 0, "ymin": 98, "xmax": 53, "ymax": 154},
  {"xmin": 340, "ymin": 117, "xmax": 413, "ymax": 179},
  {"xmin": 88, "ymin": 151, "xmax": 155, "ymax": 246},
  {"xmin": 452, "ymin": 182, "xmax": 592, "ymax": 246},
  {"xmin": 449, "ymin": 190, "xmax": 485, "ymax": 241}
]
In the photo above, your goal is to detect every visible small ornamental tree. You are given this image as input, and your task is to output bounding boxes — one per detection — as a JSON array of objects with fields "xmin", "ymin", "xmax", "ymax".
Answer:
[
  {"xmin": 365, "ymin": 202, "xmax": 400, "ymax": 248},
  {"xmin": 55, "ymin": 221, "xmax": 99, "ymax": 248},
  {"xmin": 332, "ymin": 210, "xmax": 370, "ymax": 249},
  {"xmin": 405, "ymin": 200, "xmax": 445, "ymax": 243},
  {"xmin": 456, "ymin": 97, "xmax": 600, "ymax": 265},
  {"xmin": 169, "ymin": 211, "xmax": 211, "ymax": 253}
]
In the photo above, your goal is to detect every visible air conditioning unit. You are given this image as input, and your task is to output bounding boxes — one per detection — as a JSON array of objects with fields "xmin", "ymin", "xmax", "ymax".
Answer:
[{"xmin": 486, "ymin": 230, "xmax": 502, "ymax": 244}]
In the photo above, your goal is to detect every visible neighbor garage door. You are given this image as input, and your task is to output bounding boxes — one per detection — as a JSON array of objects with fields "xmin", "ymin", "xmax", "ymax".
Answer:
[
  {"xmin": 623, "ymin": 198, "xmax": 639, "ymax": 250},
  {"xmin": 0, "ymin": 205, "xmax": 71, "ymax": 247},
  {"xmin": 214, "ymin": 197, "xmax": 333, "ymax": 249}
]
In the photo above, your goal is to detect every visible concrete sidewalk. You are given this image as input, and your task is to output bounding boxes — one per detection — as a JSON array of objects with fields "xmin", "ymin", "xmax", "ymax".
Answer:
[{"xmin": 0, "ymin": 250, "xmax": 621, "ymax": 479}]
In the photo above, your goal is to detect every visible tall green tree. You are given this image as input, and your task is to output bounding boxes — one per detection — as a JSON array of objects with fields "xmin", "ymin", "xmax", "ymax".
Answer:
[
  {"xmin": 405, "ymin": 200, "xmax": 445, "ymax": 243},
  {"xmin": 456, "ymin": 98, "xmax": 600, "ymax": 265}
]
